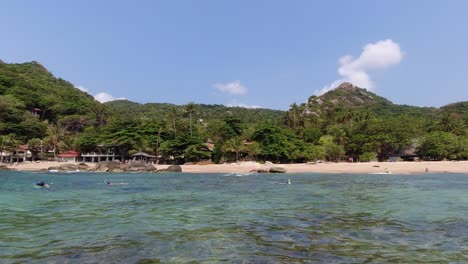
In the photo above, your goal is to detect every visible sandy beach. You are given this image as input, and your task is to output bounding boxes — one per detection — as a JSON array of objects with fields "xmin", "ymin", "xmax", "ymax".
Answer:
[{"xmin": 4, "ymin": 160, "xmax": 468, "ymax": 174}]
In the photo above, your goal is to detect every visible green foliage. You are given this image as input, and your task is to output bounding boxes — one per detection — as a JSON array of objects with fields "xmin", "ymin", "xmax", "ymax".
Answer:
[
  {"xmin": 303, "ymin": 144, "xmax": 325, "ymax": 161},
  {"xmin": 417, "ymin": 131, "xmax": 461, "ymax": 160},
  {"xmin": 252, "ymin": 123, "xmax": 300, "ymax": 162},
  {"xmin": 0, "ymin": 61, "xmax": 467, "ymax": 164},
  {"xmin": 360, "ymin": 152, "xmax": 377, "ymax": 162},
  {"xmin": 303, "ymin": 127, "xmax": 322, "ymax": 144},
  {"xmin": 0, "ymin": 61, "xmax": 100, "ymax": 123}
]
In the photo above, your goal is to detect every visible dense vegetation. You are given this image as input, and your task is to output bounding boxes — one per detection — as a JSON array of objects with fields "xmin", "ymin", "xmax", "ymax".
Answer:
[{"xmin": 1, "ymin": 61, "xmax": 467, "ymax": 163}]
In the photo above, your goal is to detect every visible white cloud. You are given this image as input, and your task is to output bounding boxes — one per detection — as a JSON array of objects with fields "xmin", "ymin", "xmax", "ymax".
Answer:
[
  {"xmin": 213, "ymin": 80, "xmax": 248, "ymax": 95},
  {"xmin": 316, "ymin": 39, "xmax": 403, "ymax": 95},
  {"xmin": 76, "ymin": 85, "xmax": 89, "ymax": 93},
  {"xmin": 76, "ymin": 85, "xmax": 126, "ymax": 103},
  {"xmin": 226, "ymin": 100, "xmax": 262, "ymax": 109},
  {"xmin": 94, "ymin": 92, "xmax": 126, "ymax": 103}
]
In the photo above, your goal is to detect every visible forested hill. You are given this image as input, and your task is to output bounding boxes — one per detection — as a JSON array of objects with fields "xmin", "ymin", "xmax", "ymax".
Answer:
[
  {"xmin": 0, "ymin": 61, "xmax": 100, "ymax": 122},
  {"xmin": 0, "ymin": 61, "xmax": 102, "ymax": 141},
  {"xmin": 104, "ymin": 100, "xmax": 285, "ymax": 124},
  {"xmin": 303, "ymin": 82, "xmax": 437, "ymax": 118},
  {"xmin": 0, "ymin": 60, "xmax": 466, "ymax": 163}
]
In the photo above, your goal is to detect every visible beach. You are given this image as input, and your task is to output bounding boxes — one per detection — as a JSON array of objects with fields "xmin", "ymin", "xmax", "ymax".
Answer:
[{"xmin": 4, "ymin": 160, "xmax": 468, "ymax": 174}]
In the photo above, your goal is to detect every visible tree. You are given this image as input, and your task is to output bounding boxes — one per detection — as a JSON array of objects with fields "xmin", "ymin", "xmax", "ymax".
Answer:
[
  {"xmin": 45, "ymin": 124, "xmax": 65, "ymax": 159},
  {"xmin": 303, "ymin": 127, "xmax": 322, "ymax": 144},
  {"xmin": 252, "ymin": 123, "xmax": 298, "ymax": 162},
  {"xmin": 222, "ymin": 136, "xmax": 244, "ymax": 162},
  {"xmin": 417, "ymin": 131, "xmax": 460, "ymax": 160},
  {"xmin": 168, "ymin": 106, "xmax": 178, "ymax": 137},
  {"xmin": 27, "ymin": 138, "xmax": 43, "ymax": 161},
  {"xmin": 0, "ymin": 134, "xmax": 17, "ymax": 163},
  {"xmin": 185, "ymin": 102, "xmax": 196, "ymax": 137}
]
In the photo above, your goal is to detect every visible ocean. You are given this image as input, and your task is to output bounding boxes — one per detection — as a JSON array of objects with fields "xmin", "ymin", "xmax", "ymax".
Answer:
[{"xmin": 1, "ymin": 171, "xmax": 467, "ymax": 263}]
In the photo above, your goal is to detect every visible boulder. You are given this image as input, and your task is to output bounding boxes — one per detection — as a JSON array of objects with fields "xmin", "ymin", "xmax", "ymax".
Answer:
[
  {"xmin": 93, "ymin": 161, "xmax": 121, "ymax": 172},
  {"xmin": 163, "ymin": 165, "xmax": 182, "ymax": 172},
  {"xmin": 265, "ymin": 161, "xmax": 274, "ymax": 165},
  {"xmin": 58, "ymin": 164, "xmax": 80, "ymax": 171},
  {"xmin": 269, "ymin": 167, "xmax": 286, "ymax": 173},
  {"xmin": 124, "ymin": 161, "xmax": 157, "ymax": 172},
  {"xmin": 0, "ymin": 164, "xmax": 10, "ymax": 171},
  {"xmin": 78, "ymin": 163, "xmax": 90, "ymax": 170},
  {"xmin": 128, "ymin": 161, "xmax": 147, "ymax": 168},
  {"xmin": 256, "ymin": 169, "xmax": 269, "ymax": 173}
]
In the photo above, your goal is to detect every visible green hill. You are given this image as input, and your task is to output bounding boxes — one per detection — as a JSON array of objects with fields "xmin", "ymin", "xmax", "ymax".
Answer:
[
  {"xmin": 104, "ymin": 100, "xmax": 285, "ymax": 125},
  {"xmin": 0, "ymin": 60, "xmax": 100, "ymax": 122},
  {"xmin": 303, "ymin": 82, "xmax": 437, "ymax": 118}
]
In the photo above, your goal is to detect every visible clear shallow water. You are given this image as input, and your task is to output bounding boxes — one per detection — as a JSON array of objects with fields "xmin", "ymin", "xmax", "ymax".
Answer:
[{"xmin": 1, "ymin": 171, "xmax": 468, "ymax": 263}]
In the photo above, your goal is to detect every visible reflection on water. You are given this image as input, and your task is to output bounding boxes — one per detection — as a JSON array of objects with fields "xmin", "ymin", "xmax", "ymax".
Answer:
[{"xmin": 1, "ymin": 172, "xmax": 468, "ymax": 263}]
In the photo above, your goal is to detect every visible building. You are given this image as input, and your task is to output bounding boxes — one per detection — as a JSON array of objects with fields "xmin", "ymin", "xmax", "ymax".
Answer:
[
  {"xmin": 81, "ymin": 145, "xmax": 124, "ymax": 162},
  {"xmin": 0, "ymin": 145, "xmax": 31, "ymax": 163},
  {"xmin": 57, "ymin": 151, "xmax": 80, "ymax": 162},
  {"xmin": 131, "ymin": 152, "xmax": 158, "ymax": 163}
]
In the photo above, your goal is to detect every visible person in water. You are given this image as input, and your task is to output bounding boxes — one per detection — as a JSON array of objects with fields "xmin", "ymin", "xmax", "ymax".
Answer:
[
  {"xmin": 36, "ymin": 181, "xmax": 50, "ymax": 188},
  {"xmin": 104, "ymin": 179, "xmax": 128, "ymax": 185}
]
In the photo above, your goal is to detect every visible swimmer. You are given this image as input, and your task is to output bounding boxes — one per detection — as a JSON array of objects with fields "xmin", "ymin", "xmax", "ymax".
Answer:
[
  {"xmin": 35, "ymin": 181, "xmax": 50, "ymax": 188},
  {"xmin": 104, "ymin": 179, "xmax": 128, "ymax": 186},
  {"xmin": 288, "ymin": 178, "xmax": 291, "ymax": 185}
]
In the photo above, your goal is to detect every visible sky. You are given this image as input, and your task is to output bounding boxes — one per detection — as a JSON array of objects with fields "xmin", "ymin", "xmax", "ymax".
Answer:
[{"xmin": 1, "ymin": 0, "xmax": 468, "ymax": 110}]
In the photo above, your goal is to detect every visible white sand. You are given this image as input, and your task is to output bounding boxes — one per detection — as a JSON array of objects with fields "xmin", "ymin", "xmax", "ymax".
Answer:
[{"xmin": 5, "ymin": 160, "xmax": 468, "ymax": 174}]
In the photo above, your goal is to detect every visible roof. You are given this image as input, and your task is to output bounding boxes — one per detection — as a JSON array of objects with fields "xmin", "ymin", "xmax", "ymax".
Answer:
[
  {"xmin": 58, "ymin": 151, "xmax": 80, "ymax": 158},
  {"xmin": 131, "ymin": 152, "xmax": 157, "ymax": 158},
  {"xmin": 18, "ymin": 145, "xmax": 28, "ymax": 150},
  {"xmin": 32, "ymin": 108, "xmax": 42, "ymax": 111}
]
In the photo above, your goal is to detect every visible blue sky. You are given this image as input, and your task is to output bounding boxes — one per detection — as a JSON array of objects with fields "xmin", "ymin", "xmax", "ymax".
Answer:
[{"xmin": 1, "ymin": 0, "xmax": 467, "ymax": 109}]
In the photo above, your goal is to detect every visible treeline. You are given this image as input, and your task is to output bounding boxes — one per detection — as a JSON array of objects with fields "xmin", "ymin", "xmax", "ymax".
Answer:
[{"xmin": 0, "ymin": 61, "xmax": 467, "ymax": 163}]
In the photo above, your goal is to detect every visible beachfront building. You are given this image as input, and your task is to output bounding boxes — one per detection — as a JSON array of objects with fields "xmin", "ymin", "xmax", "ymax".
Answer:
[
  {"xmin": 0, "ymin": 145, "xmax": 31, "ymax": 163},
  {"xmin": 57, "ymin": 151, "xmax": 80, "ymax": 162},
  {"xmin": 81, "ymin": 145, "xmax": 124, "ymax": 163},
  {"xmin": 131, "ymin": 152, "xmax": 159, "ymax": 163}
]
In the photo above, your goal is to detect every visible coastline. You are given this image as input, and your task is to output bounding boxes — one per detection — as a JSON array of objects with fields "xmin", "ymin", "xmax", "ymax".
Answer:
[{"xmin": 4, "ymin": 160, "xmax": 468, "ymax": 174}]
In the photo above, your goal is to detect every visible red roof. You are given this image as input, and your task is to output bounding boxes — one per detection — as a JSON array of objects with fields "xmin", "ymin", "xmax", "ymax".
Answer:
[
  {"xmin": 32, "ymin": 108, "xmax": 42, "ymax": 111},
  {"xmin": 57, "ymin": 151, "xmax": 80, "ymax": 157}
]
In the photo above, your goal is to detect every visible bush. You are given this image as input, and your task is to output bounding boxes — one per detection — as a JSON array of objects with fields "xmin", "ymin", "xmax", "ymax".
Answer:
[{"xmin": 360, "ymin": 152, "xmax": 376, "ymax": 162}]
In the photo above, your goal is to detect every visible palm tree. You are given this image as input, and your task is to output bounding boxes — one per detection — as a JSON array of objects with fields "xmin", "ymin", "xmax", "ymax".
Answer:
[
  {"xmin": 186, "ymin": 102, "xmax": 196, "ymax": 137},
  {"xmin": 289, "ymin": 103, "xmax": 300, "ymax": 132},
  {"xmin": 222, "ymin": 136, "xmax": 244, "ymax": 162},
  {"xmin": 0, "ymin": 135, "xmax": 17, "ymax": 163},
  {"xmin": 168, "ymin": 106, "xmax": 178, "ymax": 137},
  {"xmin": 46, "ymin": 124, "xmax": 64, "ymax": 159}
]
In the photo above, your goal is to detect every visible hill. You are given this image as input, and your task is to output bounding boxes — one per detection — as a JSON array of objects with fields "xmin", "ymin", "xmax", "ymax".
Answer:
[
  {"xmin": 303, "ymin": 82, "xmax": 437, "ymax": 118},
  {"xmin": 104, "ymin": 100, "xmax": 285, "ymax": 125},
  {"xmin": 0, "ymin": 61, "xmax": 100, "ymax": 122}
]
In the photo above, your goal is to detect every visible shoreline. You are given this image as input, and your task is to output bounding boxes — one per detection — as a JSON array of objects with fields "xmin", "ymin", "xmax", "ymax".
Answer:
[{"xmin": 3, "ymin": 160, "xmax": 468, "ymax": 174}]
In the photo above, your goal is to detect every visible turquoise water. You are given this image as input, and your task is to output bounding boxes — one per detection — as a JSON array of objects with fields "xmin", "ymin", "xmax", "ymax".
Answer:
[{"xmin": 1, "ymin": 172, "xmax": 468, "ymax": 263}]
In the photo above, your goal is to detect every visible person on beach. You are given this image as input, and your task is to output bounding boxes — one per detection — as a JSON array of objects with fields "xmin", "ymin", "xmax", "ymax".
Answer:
[{"xmin": 35, "ymin": 181, "xmax": 50, "ymax": 188}]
